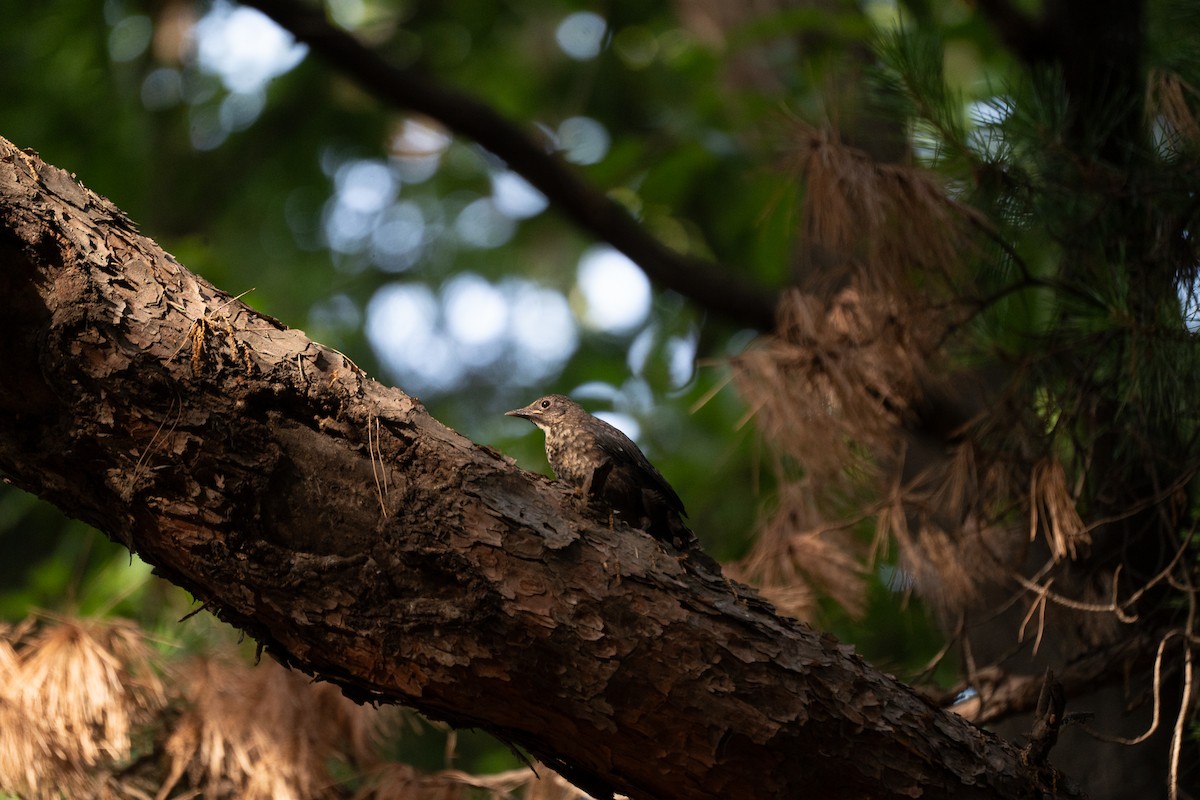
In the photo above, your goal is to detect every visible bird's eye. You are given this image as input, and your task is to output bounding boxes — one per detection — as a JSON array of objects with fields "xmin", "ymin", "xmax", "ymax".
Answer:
[{"xmin": 540, "ymin": 399, "xmax": 551, "ymax": 409}]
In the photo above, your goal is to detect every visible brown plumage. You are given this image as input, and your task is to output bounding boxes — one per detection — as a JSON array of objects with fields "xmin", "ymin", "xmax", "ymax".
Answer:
[{"xmin": 506, "ymin": 394, "xmax": 698, "ymax": 550}]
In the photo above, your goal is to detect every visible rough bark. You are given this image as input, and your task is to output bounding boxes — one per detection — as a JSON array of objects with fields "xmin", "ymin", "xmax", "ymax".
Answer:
[{"xmin": 0, "ymin": 137, "xmax": 1079, "ymax": 799}]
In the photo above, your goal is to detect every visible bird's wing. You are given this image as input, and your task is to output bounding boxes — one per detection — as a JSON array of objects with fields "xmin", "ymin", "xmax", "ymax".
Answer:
[{"xmin": 589, "ymin": 420, "xmax": 687, "ymax": 517}]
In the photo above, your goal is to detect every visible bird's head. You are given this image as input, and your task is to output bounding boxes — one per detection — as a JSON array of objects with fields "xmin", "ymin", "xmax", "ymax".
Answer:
[{"xmin": 505, "ymin": 394, "xmax": 579, "ymax": 429}]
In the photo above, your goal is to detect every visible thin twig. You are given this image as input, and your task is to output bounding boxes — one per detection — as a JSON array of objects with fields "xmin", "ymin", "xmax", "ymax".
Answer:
[
  {"xmin": 1169, "ymin": 627, "xmax": 1193, "ymax": 800},
  {"xmin": 1082, "ymin": 630, "xmax": 1182, "ymax": 746},
  {"xmin": 368, "ymin": 413, "xmax": 388, "ymax": 517}
]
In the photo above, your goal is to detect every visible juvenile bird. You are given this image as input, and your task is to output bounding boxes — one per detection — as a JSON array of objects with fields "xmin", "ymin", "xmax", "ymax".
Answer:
[{"xmin": 506, "ymin": 394, "xmax": 698, "ymax": 551}]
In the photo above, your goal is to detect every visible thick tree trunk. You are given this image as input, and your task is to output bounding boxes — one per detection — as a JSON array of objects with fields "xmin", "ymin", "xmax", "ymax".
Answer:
[{"xmin": 0, "ymin": 137, "xmax": 1077, "ymax": 799}]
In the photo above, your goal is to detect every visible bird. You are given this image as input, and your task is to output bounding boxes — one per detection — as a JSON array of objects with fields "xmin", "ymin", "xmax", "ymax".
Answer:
[{"xmin": 506, "ymin": 394, "xmax": 699, "ymax": 551}]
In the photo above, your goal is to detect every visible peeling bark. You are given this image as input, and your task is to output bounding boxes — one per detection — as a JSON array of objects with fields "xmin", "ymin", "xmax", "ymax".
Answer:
[{"xmin": 0, "ymin": 137, "xmax": 1080, "ymax": 799}]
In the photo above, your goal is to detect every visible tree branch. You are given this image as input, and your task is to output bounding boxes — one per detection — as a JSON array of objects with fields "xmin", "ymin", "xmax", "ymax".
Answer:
[
  {"xmin": 0, "ymin": 137, "xmax": 1077, "ymax": 799},
  {"xmin": 239, "ymin": 0, "xmax": 779, "ymax": 331},
  {"xmin": 928, "ymin": 633, "xmax": 1162, "ymax": 727}
]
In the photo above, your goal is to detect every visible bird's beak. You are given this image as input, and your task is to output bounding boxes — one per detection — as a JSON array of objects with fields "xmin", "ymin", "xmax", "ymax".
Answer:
[{"xmin": 505, "ymin": 407, "xmax": 531, "ymax": 419}]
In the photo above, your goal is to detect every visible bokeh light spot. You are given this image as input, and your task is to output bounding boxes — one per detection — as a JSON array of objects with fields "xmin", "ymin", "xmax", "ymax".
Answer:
[
  {"xmin": 371, "ymin": 201, "xmax": 426, "ymax": 271},
  {"xmin": 492, "ymin": 171, "xmax": 548, "ymax": 219},
  {"xmin": 195, "ymin": 2, "xmax": 307, "ymax": 95},
  {"xmin": 576, "ymin": 247, "xmax": 651, "ymax": 333},
  {"xmin": 558, "ymin": 117, "xmax": 610, "ymax": 165},
  {"xmin": 613, "ymin": 26, "xmax": 658, "ymax": 69},
  {"xmin": 335, "ymin": 160, "xmax": 397, "ymax": 214},
  {"xmin": 455, "ymin": 198, "xmax": 515, "ymax": 248},
  {"xmin": 595, "ymin": 411, "xmax": 640, "ymax": 441},
  {"xmin": 508, "ymin": 282, "xmax": 578, "ymax": 366},
  {"xmin": 556, "ymin": 12, "xmax": 607, "ymax": 60},
  {"xmin": 444, "ymin": 274, "xmax": 508, "ymax": 346},
  {"xmin": 108, "ymin": 14, "xmax": 153, "ymax": 63},
  {"xmin": 141, "ymin": 68, "xmax": 183, "ymax": 111},
  {"xmin": 390, "ymin": 118, "xmax": 451, "ymax": 183}
]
